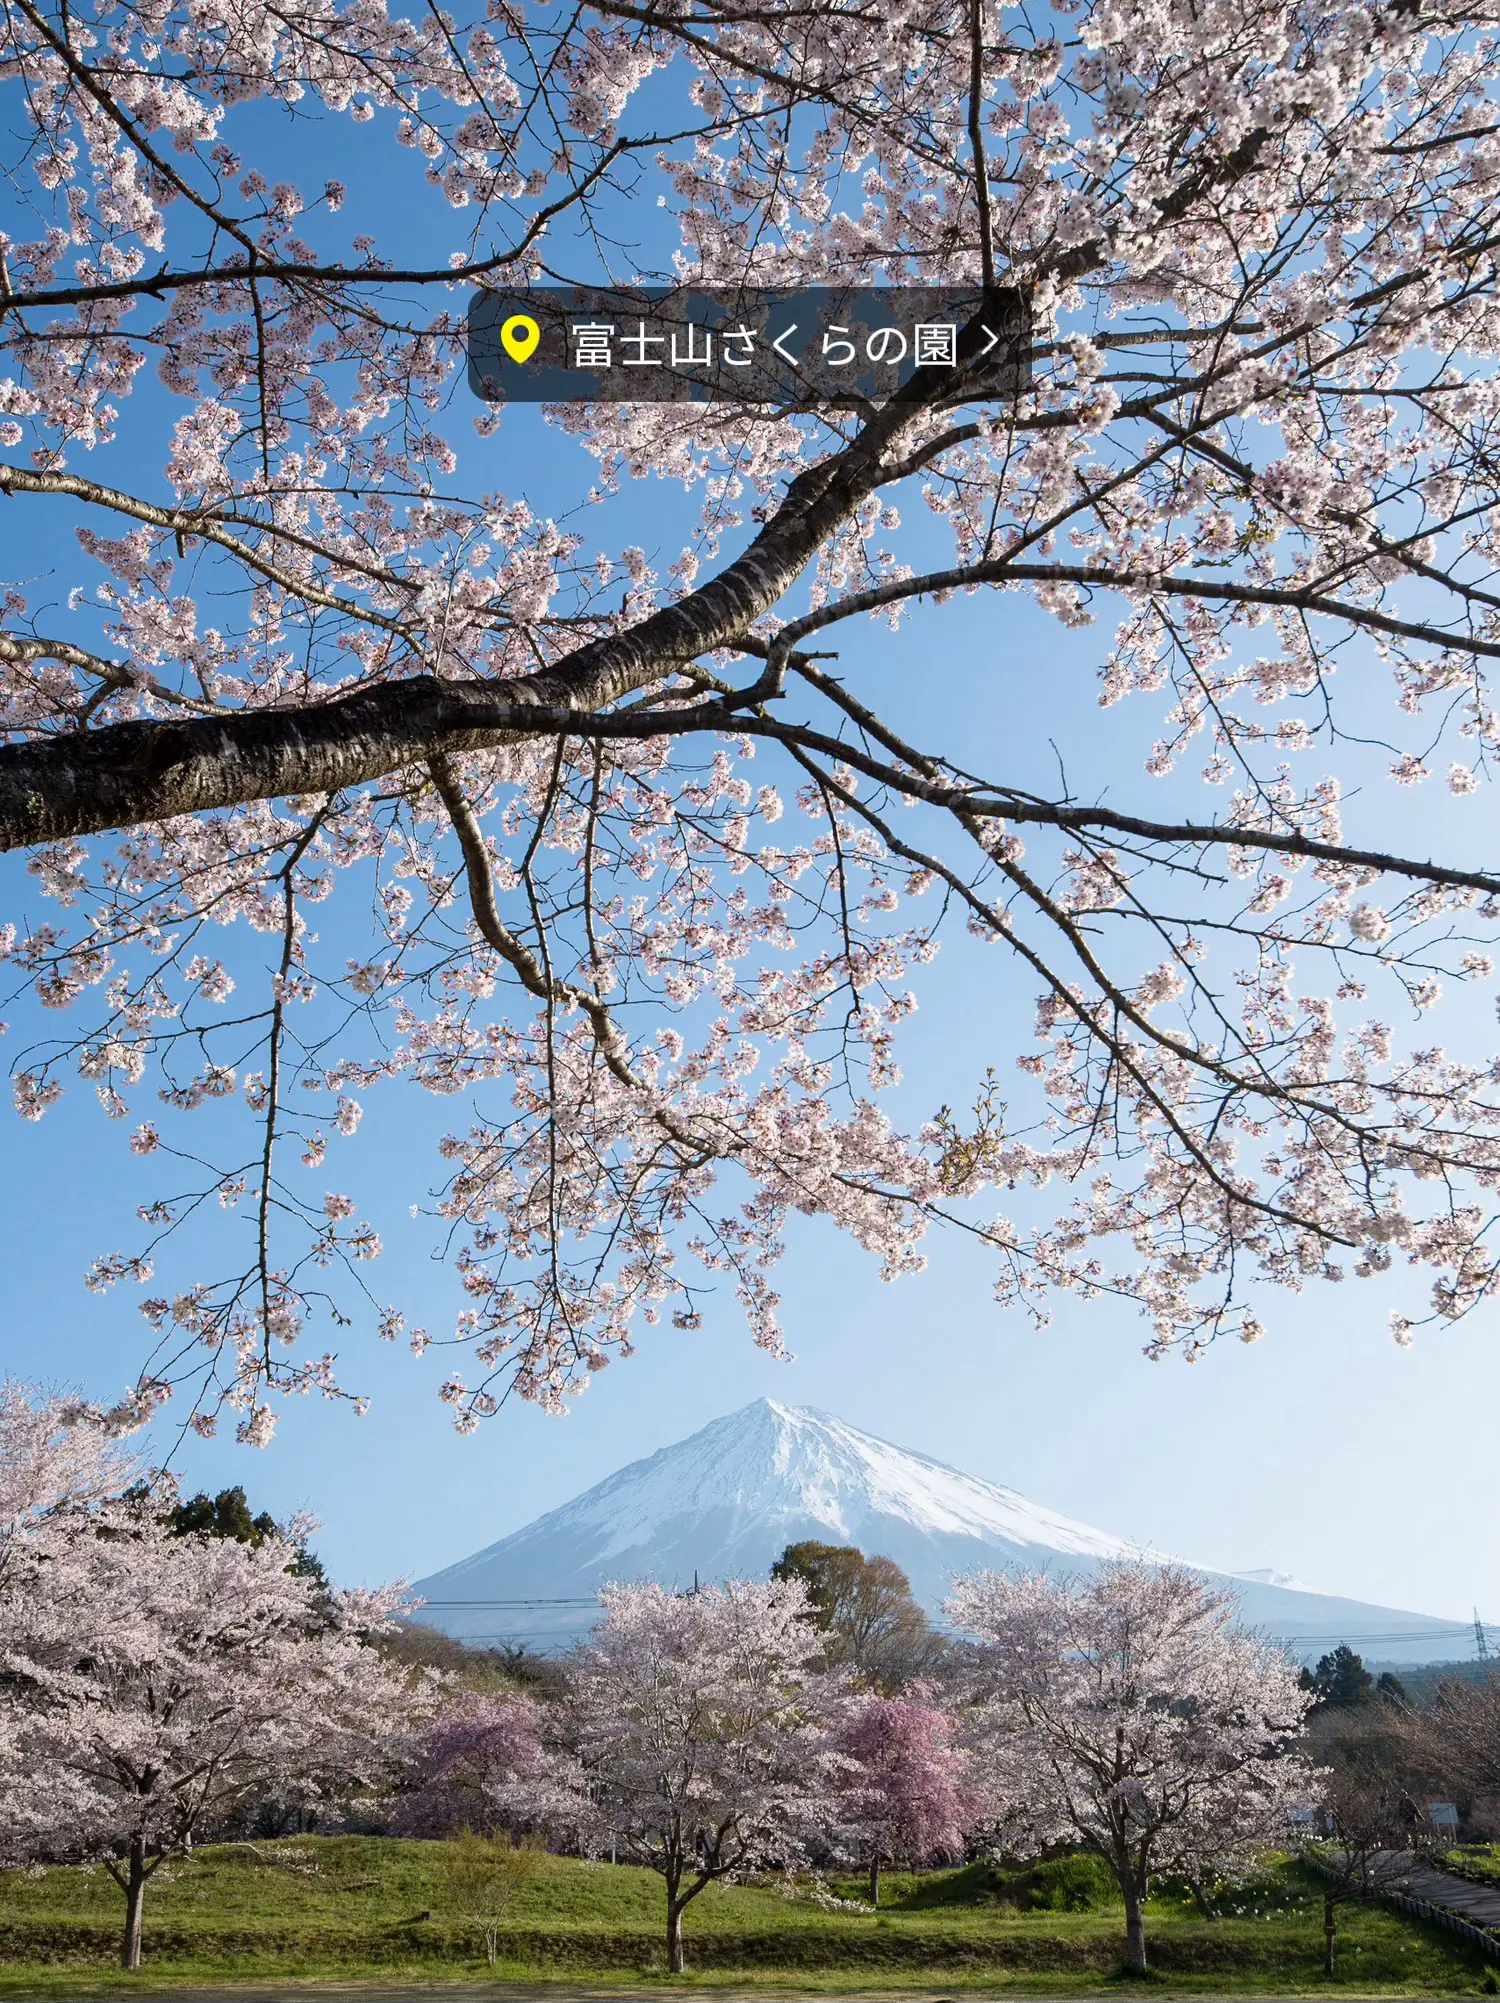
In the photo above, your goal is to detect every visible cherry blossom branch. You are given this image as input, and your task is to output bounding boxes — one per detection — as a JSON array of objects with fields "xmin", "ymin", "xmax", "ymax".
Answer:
[
  {"xmin": 780, "ymin": 737, "xmax": 1364, "ymax": 1253},
  {"xmin": 773, "ymin": 561, "xmax": 1500, "ymax": 667},
  {"xmin": 428, "ymin": 752, "xmax": 713, "ymax": 1160},
  {"xmin": 255, "ymin": 809, "xmax": 328, "ymax": 1374},
  {"xmin": 967, "ymin": 0, "xmax": 995, "ymax": 292},
  {"xmin": 0, "ymin": 367, "xmax": 976, "ymax": 840},
  {"xmin": 0, "ymin": 136, "xmax": 636, "ymax": 313},
  {"xmin": 0, "ymin": 464, "xmax": 412, "ymax": 633}
]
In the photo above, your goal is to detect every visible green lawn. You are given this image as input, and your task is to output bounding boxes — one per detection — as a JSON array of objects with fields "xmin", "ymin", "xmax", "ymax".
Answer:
[
  {"xmin": 0, "ymin": 1839, "xmax": 1490, "ymax": 1996},
  {"xmin": 1447, "ymin": 1850, "xmax": 1500, "ymax": 1889}
]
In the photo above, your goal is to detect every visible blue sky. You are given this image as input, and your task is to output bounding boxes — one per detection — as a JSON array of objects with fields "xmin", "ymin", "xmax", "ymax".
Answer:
[
  {"xmin": 3, "ymin": 516, "xmax": 1496, "ymax": 1632},
  {"xmin": 8, "ymin": 1031, "xmax": 1497, "ymax": 1630},
  {"xmin": 2, "ymin": 69, "xmax": 1497, "ymax": 1645}
]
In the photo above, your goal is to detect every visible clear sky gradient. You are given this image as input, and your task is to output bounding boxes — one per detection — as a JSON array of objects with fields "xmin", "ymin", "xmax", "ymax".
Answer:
[{"xmin": 3, "ymin": 509, "xmax": 1495, "ymax": 1634}]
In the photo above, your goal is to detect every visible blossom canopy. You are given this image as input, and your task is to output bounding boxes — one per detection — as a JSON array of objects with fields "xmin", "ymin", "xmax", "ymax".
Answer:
[{"xmin": 1, "ymin": 0, "xmax": 1499, "ymax": 1426}]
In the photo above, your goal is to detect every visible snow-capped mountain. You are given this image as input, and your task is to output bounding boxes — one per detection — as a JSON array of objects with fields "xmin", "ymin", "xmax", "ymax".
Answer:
[{"xmin": 409, "ymin": 1398, "xmax": 1473, "ymax": 1664}]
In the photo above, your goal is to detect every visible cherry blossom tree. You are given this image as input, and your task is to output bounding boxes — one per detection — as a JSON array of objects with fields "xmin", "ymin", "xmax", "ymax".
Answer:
[
  {"xmin": 837, "ymin": 1691, "xmax": 971, "ymax": 1905},
  {"xmin": 566, "ymin": 1579, "xmax": 845, "ymax": 1973},
  {"xmin": 0, "ymin": 1379, "xmax": 135, "ymax": 1585},
  {"xmin": 392, "ymin": 1691, "xmax": 580, "ymax": 1837},
  {"xmin": 7, "ymin": 0, "xmax": 1500, "ymax": 1429},
  {"xmin": 949, "ymin": 1561, "xmax": 1315, "ymax": 1975},
  {"xmin": 0, "ymin": 1498, "xmax": 424, "ymax": 1968}
]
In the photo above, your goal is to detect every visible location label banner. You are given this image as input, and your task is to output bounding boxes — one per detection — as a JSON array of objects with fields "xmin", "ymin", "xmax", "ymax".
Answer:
[{"xmin": 467, "ymin": 286, "xmax": 1032, "ymax": 406}]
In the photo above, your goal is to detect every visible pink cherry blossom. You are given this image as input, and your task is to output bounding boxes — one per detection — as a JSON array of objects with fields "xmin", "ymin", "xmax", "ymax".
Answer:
[
  {"xmin": 393, "ymin": 1694, "xmax": 581, "ymax": 1838},
  {"xmin": 836, "ymin": 1692, "xmax": 972, "ymax": 1904},
  {"xmin": 949, "ymin": 1561, "xmax": 1316, "ymax": 1975},
  {"xmin": 566, "ymin": 1579, "xmax": 847, "ymax": 1972}
]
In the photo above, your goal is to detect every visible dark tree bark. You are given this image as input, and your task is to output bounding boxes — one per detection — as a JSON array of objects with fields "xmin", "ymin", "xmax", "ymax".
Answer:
[
  {"xmin": 120, "ymin": 1834, "xmax": 147, "ymax": 1972},
  {"xmin": 0, "ymin": 383, "xmax": 947, "ymax": 852},
  {"xmin": 1122, "ymin": 1882, "xmax": 1148, "ymax": 1977}
]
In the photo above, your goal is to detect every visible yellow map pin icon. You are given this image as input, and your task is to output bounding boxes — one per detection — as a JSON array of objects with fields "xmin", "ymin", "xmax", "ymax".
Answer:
[{"xmin": 500, "ymin": 313, "xmax": 540, "ymax": 364}]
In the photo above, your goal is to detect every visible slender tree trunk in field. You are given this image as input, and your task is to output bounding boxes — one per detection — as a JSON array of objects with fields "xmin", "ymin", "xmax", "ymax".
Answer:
[
  {"xmin": 870, "ymin": 1855, "xmax": 881, "ymax": 1907},
  {"xmin": 667, "ymin": 1897, "xmax": 687, "ymax": 1974},
  {"xmin": 1324, "ymin": 1894, "xmax": 1337, "ymax": 1976},
  {"xmin": 663, "ymin": 1855, "xmax": 689, "ymax": 1977},
  {"xmin": 1120, "ymin": 1878, "xmax": 1148, "ymax": 1976},
  {"xmin": 121, "ymin": 1835, "xmax": 148, "ymax": 1971}
]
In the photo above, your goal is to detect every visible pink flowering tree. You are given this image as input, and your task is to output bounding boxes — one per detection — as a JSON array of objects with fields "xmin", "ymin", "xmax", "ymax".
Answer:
[
  {"xmin": 567, "ymin": 1580, "xmax": 845, "ymax": 1973},
  {"xmin": 0, "ymin": 1379, "xmax": 137, "ymax": 1584},
  {"xmin": 837, "ymin": 1692, "xmax": 972, "ymax": 1905},
  {"xmin": 948, "ymin": 1561, "xmax": 1315, "ymax": 1975},
  {"xmin": 392, "ymin": 1692, "xmax": 580, "ymax": 1838},
  {"xmin": 0, "ymin": 1499, "xmax": 426, "ymax": 1969},
  {"xmin": 7, "ymin": 0, "xmax": 1500, "ymax": 1425}
]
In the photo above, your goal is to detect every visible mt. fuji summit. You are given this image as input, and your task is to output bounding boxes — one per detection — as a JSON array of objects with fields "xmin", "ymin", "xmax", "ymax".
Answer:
[{"xmin": 410, "ymin": 1399, "xmax": 1471, "ymax": 1664}]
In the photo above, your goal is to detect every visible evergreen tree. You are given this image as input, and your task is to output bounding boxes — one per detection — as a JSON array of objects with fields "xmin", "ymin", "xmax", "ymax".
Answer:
[
  {"xmin": 1299, "ymin": 1644, "xmax": 1373, "ymax": 1709},
  {"xmin": 165, "ymin": 1487, "xmax": 327, "ymax": 1586},
  {"xmin": 166, "ymin": 1486, "xmax": 277, "ymax": 1546}
]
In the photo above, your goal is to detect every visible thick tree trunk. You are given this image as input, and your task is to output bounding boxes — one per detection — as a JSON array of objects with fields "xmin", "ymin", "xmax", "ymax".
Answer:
[
  {"xmin": 667, "ymin": 1898, "xmax": 686, "ymax": 1974},
  {"xmin": 870, "ymin": 1855, "xmax": 881, "ymax": 1907},
  {"xmin": 1121, "ymin": 1882, "xmax": 1148, "ymax": 1976},
  {"xmin": 1324, "ymin": 1894, "xmax": 1337, "ymax": 1976},
  {"xmin": 120, "ymin": 1836, "xmax": 147, "ymax": 1971}
]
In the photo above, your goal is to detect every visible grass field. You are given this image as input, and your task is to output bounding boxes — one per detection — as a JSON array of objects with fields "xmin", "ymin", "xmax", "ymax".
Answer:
[
  {"xmin": 1448, "ymin": 1852, "xmax": 1500, "ymax": 1890},
  {"xmin": 0, "ymin": 1839, "xmax": 1492, "ymax": 1996}
]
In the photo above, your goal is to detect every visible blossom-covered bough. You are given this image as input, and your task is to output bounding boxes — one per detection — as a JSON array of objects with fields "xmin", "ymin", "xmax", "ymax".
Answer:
[
  {"xmin": 0, "ymin": 1376, "xmax": 136, "ymax": 1582},
  {"xmin": 4, "ymin": 0, "xmax": 1500, "ymax": 1434}
]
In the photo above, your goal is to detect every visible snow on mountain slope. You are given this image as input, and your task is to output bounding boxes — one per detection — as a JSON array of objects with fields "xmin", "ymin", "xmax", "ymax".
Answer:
[
  {"xmin": 408, "ymin": 1399, "xmax": 1474, "ymax": 1664},
  {"xmin": 541, "ymin": 1398, "xmax": 1135, "ymax": 1563}
]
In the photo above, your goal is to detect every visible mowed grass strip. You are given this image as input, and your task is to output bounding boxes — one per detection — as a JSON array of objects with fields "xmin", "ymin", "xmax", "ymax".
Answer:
[{"xmin": 0, "ymin": 1839, "xmax": 1490, "ymax": 1995}]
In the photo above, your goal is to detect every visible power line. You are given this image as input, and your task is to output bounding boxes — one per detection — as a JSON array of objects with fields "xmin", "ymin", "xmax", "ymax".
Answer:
[
  {"xmin": 405, "ymin": 1602, "xmax": 1496, "ymax": 1653},
  {"xmin": 1256, "ymin": 1626, "xmax": 1477, "ymax": 1644},
  {"xmin": 411, "ymin": 1605, "xmax": 1488, "ymax": 1640},
  {"xmin": 410, "ymin": 1597, "xmax": 600, "ymax": 1608}
]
